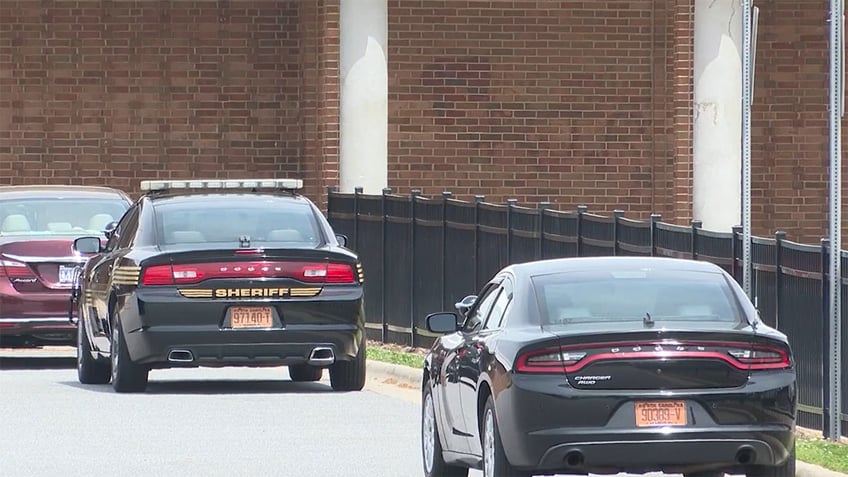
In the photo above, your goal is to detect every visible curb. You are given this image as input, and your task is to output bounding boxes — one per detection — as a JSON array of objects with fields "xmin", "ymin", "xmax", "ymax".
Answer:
[
  {"xmin": 366, "ymin": 359, "xmax": 847, "ymax": 477},
  {"xmin": 366, "ymin": 359, "xmax": 421, "ymax": 390}
]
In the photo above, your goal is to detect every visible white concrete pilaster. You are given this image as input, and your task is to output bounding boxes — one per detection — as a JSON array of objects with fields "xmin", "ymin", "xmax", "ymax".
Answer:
[
  {"xmin": 693, "ymin": 0, "xmax": 743, "ymax": 231},
  {"xmin": 339, "ymin": 0, "xmax": 388, "ymax": 194}
]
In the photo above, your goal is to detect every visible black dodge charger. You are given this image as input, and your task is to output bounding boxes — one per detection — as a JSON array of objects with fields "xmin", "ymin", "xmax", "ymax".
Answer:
[
  {"xmin": 71, "ymin": 179, "xmax": 366, "ymax": 393},
  {"xmin": 421, "ymin": 256, "xmax": 796, "ymax": 477}
]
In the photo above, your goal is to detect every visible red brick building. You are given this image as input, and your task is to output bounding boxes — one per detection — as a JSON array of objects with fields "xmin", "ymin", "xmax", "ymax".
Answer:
[{"xmin": 0, "ymin": 0, "xmax": 843, "ymax": 243}]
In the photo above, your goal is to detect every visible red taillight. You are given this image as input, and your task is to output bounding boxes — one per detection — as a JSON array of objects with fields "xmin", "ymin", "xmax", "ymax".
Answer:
[
  {"xmin": 0, "ymin": 259, "xmax": 36, "ymax": 279},
  {"xmin": 141, "ymin": 265, "xmax": 175, "ymax": 286},
  {"xmin": 728, "ymin": 346, "xmax": 790, "ymax": 370},
  {"xmin": 514, "ymin": 340, "xmax": 791, "ymax": 374},
  {"xmin": 515, "ymin": 347, "xmax": 586, "ymax": 374},
  {"xmin": 140, "ymin": 261, "xmax": 357, "ymax": 286}
]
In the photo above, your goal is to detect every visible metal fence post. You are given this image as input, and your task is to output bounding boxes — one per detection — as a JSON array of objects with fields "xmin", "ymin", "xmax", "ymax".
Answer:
[
  {"xmin": 441, "ymin": 191, "xmax": 452, "ymax": 312},
  {"xmin": 821, "ymin": 237, "xmax": 831, "ymax": 440},
  {"xmin": 538, "ymin": 201, "xmax": 550, "ymax": 260},
  {"xmin": 774, "ymin": 231, "xmax": 786, "ymax": 330},
  {"xmin": 380, "ymin": 187, "xmax": 391, "ymax": 343},
  {"xmin": 612, "ymin": 210, "xmax": 624, "ymax": 256},
  {"xmin": 650, "ymin": 213, "xmax": 661, "ymax": 257},
  {"xmin": 353, "ymin": 186, "xmax": 363, "ymax": 252},
  {"xmin": 409, "ymin": 189, "xmax": 420, "ymax": 347},
  {"xmin": 474, "ymin": 195, "xmax": 484, "ymax": 288},
  {"xmin": 506, "ymin": 199, "xmax": 517, "ymax": 264},
  {"xmin": 732, "ymin": 225, "xmax": 743, "ymax": 282},
  {"xmin": 575, "ymin": 205, "xmax": 588, "ymax": 257},
  {"xmin": 691, "ymin": 220, "xmax": 703, "ymax": 260}
]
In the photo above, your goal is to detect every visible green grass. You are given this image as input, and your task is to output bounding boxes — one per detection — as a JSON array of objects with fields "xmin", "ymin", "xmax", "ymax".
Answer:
[
  {"xmin": 367, "ymin": 347, "xmax": 424, "ymax": 369},
  {"xmin": 796, "ymin": 436, "xmax": 848, "ymax": 473}
]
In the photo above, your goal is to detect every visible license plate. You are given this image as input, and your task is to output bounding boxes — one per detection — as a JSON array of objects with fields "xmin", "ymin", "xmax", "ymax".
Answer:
[
  {"xmin": 59, "ymin": 265, "xmax": 78, "ymax": 284},
  {"xmin": 229, "ymin": 307, "xmax": 273, "ymax": 329},
  {"xmin": 635, "ymin": 400, "xmax": 687, "ymax": 427}
]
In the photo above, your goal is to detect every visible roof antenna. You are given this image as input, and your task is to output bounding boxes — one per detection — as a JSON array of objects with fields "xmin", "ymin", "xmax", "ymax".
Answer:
[{"xmin": 643, "ymin": 312, "xmax": 655, "ymax": 328}]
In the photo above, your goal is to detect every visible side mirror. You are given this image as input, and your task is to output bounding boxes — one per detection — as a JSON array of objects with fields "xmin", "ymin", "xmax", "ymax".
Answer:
[
  {"xmin": 103, "ymin": 221, "xmax": 118, "ymax": 239},
  {"xmin": 335, "ymin": 234, "xmax": 348, "ymax": 247},
  {"xmin": 426, "ymin": 312, "xmax": 460, "ymax": 334},
  {"xmin": 454, "ymin": 295, "xmax": 478, "ymax": 316},
  {"xmin": 73, "ymin": 236, "xmax": 102, "ymax": 254}
]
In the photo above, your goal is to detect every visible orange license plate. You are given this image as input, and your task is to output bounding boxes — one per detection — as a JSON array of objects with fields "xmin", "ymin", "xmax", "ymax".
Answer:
[
  {"xmin": 229, "ymin": 307, "xmax": 273, "ymax": 328},
  {"xmin": 635, "ymin": 400, "xmax": 687, "ymax": 427}
]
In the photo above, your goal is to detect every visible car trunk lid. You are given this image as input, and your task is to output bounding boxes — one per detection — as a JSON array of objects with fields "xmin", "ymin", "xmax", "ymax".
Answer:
[{"xmin": 0, "ymin": 239, "xmax": 87, "ymax": 292}]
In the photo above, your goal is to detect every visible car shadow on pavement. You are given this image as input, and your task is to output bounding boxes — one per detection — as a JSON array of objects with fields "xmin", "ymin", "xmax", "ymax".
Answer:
[
  {"xmin": 0, "ymin": 356, "xmax": 75, "ymax": 370},
  {"xmin": 58, "ymin": 379, "xmax": 335, "ymax": 395}
]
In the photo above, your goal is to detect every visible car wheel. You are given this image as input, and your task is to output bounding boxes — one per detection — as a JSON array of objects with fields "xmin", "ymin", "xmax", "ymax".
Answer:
[
  {"xmin": 482, "ymin": 396, "xmax": 531, "ymax": 477},
  {"xmin": 289, "ymin": 364, "xmax": 323, "ymax": 382},
  {"xmin": 422, "ymin": 385, "xmax": 469, "ymax": 477},
  {"xmin": 746, "ymin": 446, "xmax": 795, "ymax": 477},
  {"xmin": 329, "ymin": 336, "xmax": 366, "ymax": 391},
  {"xmin": 110, "ymin": 313, "xmax": 149, "ymax": 393},
  {"xmin": 76, "ymin": 317, "xmax": 110, "ymax": 385}
]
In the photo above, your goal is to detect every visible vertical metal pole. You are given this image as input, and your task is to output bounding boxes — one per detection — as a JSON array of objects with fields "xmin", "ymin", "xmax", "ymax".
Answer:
[
  {"xmin": 380, "ymin": 187, "xmax": 391, "ymax": 343},
  {"xmin": 826, "ymin": 0, "xmax": 844, "ymax": 440},
  {"xmin": 774, "ymin": 231, "xmax": 786, "ymax": 330},
  {"xmin": 575, "ymin": 205, "xmax": 587, "ymax": 257},
  {"xmin": 441, "ymin": 191, "xmax": 452, "ymax": 312},
  {"xmin": 649, "ymin": 213, "xmax": 662, "ymax": 257},
  {"xmin": 506, "ymin": 199, "xmax": 517, "ymax": 264},
  {"xmin": 612, "ymin": 210, "xmax": 624, "ymax": 256},
  {"xmin": 409, "ymin": 189, "xmax": 420, "ymax": 347},
  {"xmin": 741, "ymin": 0, "xmax": 753, "ymax": 299},
  {"xmin": 538, "ymin": 201, "xmax": 550, "ymax": 260},
  {"xmin": 691, "ymin": 220, "xmax": 703, "ymax": 260},
  {"xmin": 821, "ymin": 238, "xmax": 832, "ymax": 440}
]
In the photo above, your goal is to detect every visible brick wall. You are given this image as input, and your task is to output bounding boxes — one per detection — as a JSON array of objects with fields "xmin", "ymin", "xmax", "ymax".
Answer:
[
  {"xmin": 0, "ymin": 0, "xmax": 303, "ymax": 197},
  {"xmin": 752, "ymin": 0, "xmax": 847, "ymax": 243},
  {"xmin": 387, "ymin": 0, "xmax": 675, "ymax": 220}
]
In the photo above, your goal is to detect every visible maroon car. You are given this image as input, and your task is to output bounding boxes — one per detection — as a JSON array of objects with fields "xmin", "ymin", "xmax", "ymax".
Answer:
[{"xmin": 0, "ymin": 185, "xmax": 131, "ymax": 346}]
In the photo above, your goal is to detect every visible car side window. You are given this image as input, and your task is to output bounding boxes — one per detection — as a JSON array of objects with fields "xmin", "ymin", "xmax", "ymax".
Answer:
[
  {"xmin": 116, "ymin": 207, "xmax": 140, "ymax": 249},
  {"xmin": 483, "ymin": 280, "xmax": 512, "ymax": 330},
  {"xmin": 462, "ymin": 284, "xmax": 501, "ymax": 333},
  {"xmin": 105, "ymin": 206, "xmax": 136, "ymax": 252}
]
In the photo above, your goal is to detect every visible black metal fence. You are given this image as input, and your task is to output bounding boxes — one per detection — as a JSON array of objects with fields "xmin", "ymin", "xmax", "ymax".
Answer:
[{"xmin": 327, "ymin": 188, "xmax": 848, "ymax": 438}]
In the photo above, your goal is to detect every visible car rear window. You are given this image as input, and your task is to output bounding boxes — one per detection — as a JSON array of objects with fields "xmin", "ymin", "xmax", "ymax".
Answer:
[
  {"xmin": 0, "ymin": 198, "xmax": 129, "ymax": 236},
  {"xmin": 154, "ymin": 200, "xmax": 322, "ymax": 247},
  {"xmin": 531, "ymin": 269, "xmax": 742, "ymax": 325}
]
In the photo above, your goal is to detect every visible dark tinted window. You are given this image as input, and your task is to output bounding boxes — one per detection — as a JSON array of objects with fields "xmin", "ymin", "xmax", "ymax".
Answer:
[
  {"xmin": 463, "ymin": 284, "xmax": 501, "ymax": 333},
  {"xmin": 532, "ymin": 269, "xmax": 741, "ymax": 325},
  {"xmin": 153, "ymin": 200, "xmax": 322, "ymax": 246},
  {"xmin": 0, "ymin": 198, "xmax": 128, "ymax": 237}
]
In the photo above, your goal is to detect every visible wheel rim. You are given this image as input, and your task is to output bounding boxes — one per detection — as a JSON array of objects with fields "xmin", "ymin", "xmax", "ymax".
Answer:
[
  {"xmin": 484, "ymin": 408, "xmax": 495, "ymax": 477},
  {"xmin": 422, "ymin": 391, "xmax": 436, "ymax": 473},
  {"xmin": 110, "ymin": 323, "xmax": 119, "ymax": 382}
]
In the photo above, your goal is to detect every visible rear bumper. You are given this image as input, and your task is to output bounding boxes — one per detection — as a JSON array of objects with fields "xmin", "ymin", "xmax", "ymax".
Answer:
[{"xmin": 495, "ymin": 372, "xmax": 797, "ymax": 474}]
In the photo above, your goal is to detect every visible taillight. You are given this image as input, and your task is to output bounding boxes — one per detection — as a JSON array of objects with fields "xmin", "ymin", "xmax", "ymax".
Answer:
[
  {"xmin": 140, "ymin": 261, "xmax": 357, "ymax": 286},
  {"xmin": 728, "ymin": 346, "xmax": 790, "ymax": 370},
  {"xmin": 515, "ymin": 347, "xmax": 586, "ymax": 374},
  {"xmin": 0, "ymin": 259, "xmax": 36, "ymax": 279}
]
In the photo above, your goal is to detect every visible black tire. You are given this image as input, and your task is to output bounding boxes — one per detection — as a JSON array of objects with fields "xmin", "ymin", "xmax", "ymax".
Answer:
[
  {"xmin": 482, "ymin": 396, "xmax": 532, "ymax": 477},
  {"xmin": 110, "ymin": 313, "xmax": 149, "ymax": 393},
  {"xmin": 76, "ymin": 317, "xmax": 110, "ymax": 385},
  {"xmin": 422, "ymin": 385, "xmax": 469, "ymax": 477},
  {"xmin": 329, "ymin": 337, "xmax": 366, "ymax": 391},
  {"xmin": 747, "ymin": 446, "xmax": 795, "ymax": 477},
  {"xmin": 289, "ymin": 364, "xmax": 323, "ymax": 382}
]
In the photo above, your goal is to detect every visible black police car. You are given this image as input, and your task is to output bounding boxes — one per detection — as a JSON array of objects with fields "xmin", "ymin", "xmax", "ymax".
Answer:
[{"xmin": 71, "ymin": 179, "xmax": 366, "ymax": 393}]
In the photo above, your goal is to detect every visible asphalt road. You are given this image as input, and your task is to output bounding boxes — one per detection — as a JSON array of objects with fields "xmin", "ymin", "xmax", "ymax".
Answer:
[{"xmin": 0, "ymin": 348, "xmax": 730, "ymax": 477}]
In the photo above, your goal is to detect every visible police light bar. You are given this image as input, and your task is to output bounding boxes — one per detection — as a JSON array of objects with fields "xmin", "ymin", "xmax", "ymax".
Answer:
[{"xmin": 140, "ymin": 179, "xmax": 304, "ymax": 192}]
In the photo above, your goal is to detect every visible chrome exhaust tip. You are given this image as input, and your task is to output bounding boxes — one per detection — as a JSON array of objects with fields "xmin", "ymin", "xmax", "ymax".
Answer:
[
  {"xmin": 735, "ymin": 446, "xmax": 756, "ymax": 465},
  {"xmin": 168, "ymin": 349, "xmax": 194, "ymax": 362},
  {"xmin": 307, "ymin": 347, "xmax": 335, "ymax": 366},
  {"xmin": 564, "ymin": 450, "xmax": 584, "ymax": 467}
]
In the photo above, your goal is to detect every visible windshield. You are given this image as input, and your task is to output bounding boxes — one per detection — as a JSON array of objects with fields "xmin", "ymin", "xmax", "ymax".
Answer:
[
  {"xmin": 532, "ymin": 269, "xmax": 742, "ymax": 326},
  {"xmin": 0, "ymin": 198, "xmax": 129, "ymax": 237},
  {"xmin": 154, "ymin": 200, "xmax": 323, "ymax": 247}
]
